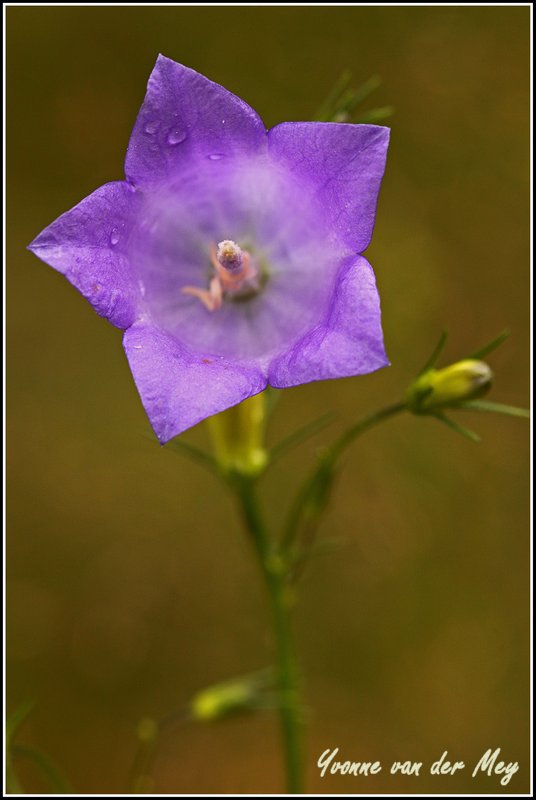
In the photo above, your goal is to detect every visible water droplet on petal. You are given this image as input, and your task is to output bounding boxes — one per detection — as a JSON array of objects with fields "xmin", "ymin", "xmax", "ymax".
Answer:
[
  {"xmin": 207, "ymin": 153, "xmax": 224, "ymax": 161},
  {"xmin": 167, "ymin": 128, "xmax": 187, "ymax": 146},
  {"xmin": 144, "ymin": 121, "xmax": 159, "ymax": 135},
  {"xmin": 110, "ymin": 228, "xmax": 120, "ymax": 246}
]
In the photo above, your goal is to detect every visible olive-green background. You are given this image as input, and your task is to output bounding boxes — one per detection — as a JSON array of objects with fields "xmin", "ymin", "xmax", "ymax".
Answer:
[{"xmin": 7, "ymin": 5, "xmax": 530, "ymax": 795}]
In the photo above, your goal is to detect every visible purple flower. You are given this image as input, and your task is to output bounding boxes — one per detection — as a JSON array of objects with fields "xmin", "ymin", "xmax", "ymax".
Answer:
[{"xmin": 29, "ymin": 56, "xmax": 390, "ymax": 443}]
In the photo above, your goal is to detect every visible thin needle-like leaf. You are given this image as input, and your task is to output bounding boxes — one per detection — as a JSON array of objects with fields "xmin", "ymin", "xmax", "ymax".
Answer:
[
  {"xmin": 417, "ymin": 329, "xmax": 448, "ymax": 376},
  {"xmin": 6, "ymin": 701, "xmax": 36, "ymax": 795},
  {"xmin": 354, "ymin": 105, "xmax": 394, "ymax": 124},
  {"xmin": 315, "ymin": 70, "xmax": 352, "ymax": 121},
  {"xmin": 339, "ymin": 74, "xmax": 382, "ymax": 114},
  {"xmin": 12, "ymin": 746, "xmax": 73, "ymax": 794},
  {"xmin": 7, "ymin": 701, "xmax": 35, "ymax": 747},
  {"xmin": 269, "ymin": 412, "xmax": 336, "ymax": 465},
  {"xmin": 164, "ymin": 438, "xmax": 220, "ymax": 475},
  {"xmin": 282, "ymin": 403, "xmax": 406, "ymax": 559},
  {"xmin": 467, "ymin": 329, "xmax": 510, "ymax": 360},
  {"xmin": 433, "ymin": 413, "xmax": 481, "ymax": 442},
  {"xmin": 288, "ymin": 537, "xmax": 344, "ymax": 582},
  {"xmin": 458, "ymin": 400, "xmax": 530, "ymax": 418}
]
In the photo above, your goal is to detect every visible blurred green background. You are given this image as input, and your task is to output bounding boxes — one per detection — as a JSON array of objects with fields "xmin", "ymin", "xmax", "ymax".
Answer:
[{"xmin": 7, "ymin": 5, "xmax": 530, "ymax": 795}]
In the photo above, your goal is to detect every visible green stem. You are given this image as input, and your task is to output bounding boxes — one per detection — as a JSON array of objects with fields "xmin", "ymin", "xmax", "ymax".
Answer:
[
  {"xmin": 235, "ymin": 477, "xmax": 302, "ymax": 794},
  {"xmin": 329, "ymin": 400, "xmax": 406, "ymax": 461}
]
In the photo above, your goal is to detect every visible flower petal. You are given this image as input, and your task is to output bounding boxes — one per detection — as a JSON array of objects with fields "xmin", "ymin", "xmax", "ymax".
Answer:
[
  {"xmin": 268, "ymin": 122, "xmax": 389, "ymax": 253},
  {"xmin": 125, "ymin": 55, "xmax": 266, "ymax": 189},
  {"xmin": 268, "ymin": 256, "xmax": 388, "ymax": 388},
  {"xmin": 28, "ymin": 181, "xmax": 142, "ymax": 329},
  {"xmin": 123, "ymin": 322, "xmax": 268, "ymax": 442}
]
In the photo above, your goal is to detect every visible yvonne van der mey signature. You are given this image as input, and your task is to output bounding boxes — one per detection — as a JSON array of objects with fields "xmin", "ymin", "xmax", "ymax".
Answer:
[{"xmin": 317, "ymin": 747, "xmax": 519, "ymax": 787}]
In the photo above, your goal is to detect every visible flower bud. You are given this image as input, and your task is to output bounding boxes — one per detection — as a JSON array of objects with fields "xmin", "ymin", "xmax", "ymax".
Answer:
[
  {"xmin": 190, "ymin": 677, "xmax": 259, "ymax": 722},
  {"xmin": 406, "ymin": 359, "xmax": 493, "ymax": 414}
]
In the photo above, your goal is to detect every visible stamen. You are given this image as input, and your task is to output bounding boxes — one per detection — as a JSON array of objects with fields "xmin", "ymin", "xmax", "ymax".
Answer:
[{"xmin": 182, "ymin": 278, "xmax": 222, "ymax": 311}]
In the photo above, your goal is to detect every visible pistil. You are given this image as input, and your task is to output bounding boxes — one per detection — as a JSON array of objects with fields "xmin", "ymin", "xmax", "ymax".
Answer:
[{"xmin": 182, "ymin": 240, "xmax": 259, "ymax": 311}]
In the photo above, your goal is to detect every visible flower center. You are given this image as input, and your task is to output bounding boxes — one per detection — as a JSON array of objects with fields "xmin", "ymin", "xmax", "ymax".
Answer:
[
  {"xmin": 181, "ymin": 239, "xmax": 261, "ymax": 311},
  {"xmin": 216, "ymin": 240, "xmax": 245, "ymax": 274}
]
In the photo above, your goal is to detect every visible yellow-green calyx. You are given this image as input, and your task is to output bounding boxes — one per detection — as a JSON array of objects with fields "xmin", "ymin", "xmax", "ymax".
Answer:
[
  {"xmin": 406, "ymin": 359, "xmax": 493, "ymax": 414},
  {"xmin": 207, "ymin": 392, "xmax": 268, "ymax": 477}
]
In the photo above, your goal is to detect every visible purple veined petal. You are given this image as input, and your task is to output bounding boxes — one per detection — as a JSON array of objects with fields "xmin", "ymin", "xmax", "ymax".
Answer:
[
  {"xmin": 123, "ymin": 321, "xmax": 268, "ymax": 443},
  {"xmin": 267, "ymin": 122, "xmax": 390, "ymax": 253},
  {"xmin": 268, "ymin": 255, "xmax": 389, "ymax": 388},
  {"xmin": 28, "ymin": 181, "xmax": 142, "ymax": 329},
  {"xmin": 125, "ymin": 55, "xmax": 267, "ymax": 189}
]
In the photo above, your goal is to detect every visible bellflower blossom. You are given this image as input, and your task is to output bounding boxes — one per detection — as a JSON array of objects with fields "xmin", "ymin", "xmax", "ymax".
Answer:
[{"xmin": 29, "ymin": 55, "xmax": 390, "ymax": 443}]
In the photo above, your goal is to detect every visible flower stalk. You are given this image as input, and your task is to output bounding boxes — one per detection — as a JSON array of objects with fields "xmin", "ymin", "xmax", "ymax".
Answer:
[
  {"xmin": 233, "ymin": 474, "xmax": 303, "ymax": 794},
  {"xmin": 205, "ymin": 390, "xmax": 303, "ymax": 792}
]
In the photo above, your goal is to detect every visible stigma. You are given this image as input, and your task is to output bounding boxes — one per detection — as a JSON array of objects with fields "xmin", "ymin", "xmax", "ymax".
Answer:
[
  {"xmin": 216, "ymin": 240, "xmax": 245, "ymax": 273},
  {"xmin": 181, "ymin": 240, "xmax": 259, "ymax": 311}
]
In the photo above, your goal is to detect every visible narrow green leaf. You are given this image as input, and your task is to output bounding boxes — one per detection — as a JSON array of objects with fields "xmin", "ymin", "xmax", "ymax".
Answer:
[
  {"xmin": 315, "ymin": 73, "xmax": 387, "ymax": 123},
  {"xmin": 269, "ymin": 412, "xmax": 335, "ymax": 465},
  {"xmin": 354, "ymin": 105, "xmax": 394, "ymax": 124},
  {"xmin": 165, "ymin": 438, "xmax": 219, "ymax": 475},
  {"xmin": 467, "ymin": 329, "xmax": 510, "ymax": 360},
  {"xmin": 6, "ymin": 702, "xmax": 36, "ymax": 794},
  {"xmin": 434, "ymin": 413, "xmax": 481, "ymax": 442},
  {"xmin": 459, "ymin": 399, "xmax": 530, "ymax": 418},
  {"xmin": 315, "ymin": 70, "xmax": 352, "ymax": 121},
  {"xmin": 7, "ymin": 701, "xmax": 35, "ymax": 747},
  {"xmin": 11, "ymin": 745, "xmax": 73, "ymax": 793},
  {"xmin": 289, "ymin": 537, "xmax": 343, "ymax": 569},
  {"xmin": 282, "ymin": 402, "xmax": 406, "ymax": 573},
  {"xmin": 282, "ymin": 454, "xmax": 338, "ymax": 560},
  {"xmin": 6, "ymin": 764, "xmax": 24, "ymax": 795},
  {"xmin": 339, "ymin": 74, "xmax": 382, "ymax": 115},
  {"xmin": 417, "ymin": 329, "xmax": 449, "ymax": 376}
]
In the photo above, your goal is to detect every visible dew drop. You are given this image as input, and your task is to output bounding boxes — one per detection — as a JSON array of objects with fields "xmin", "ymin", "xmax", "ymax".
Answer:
[
  {"xmin": 144, "ymin": 120, "xmax": 159, "ymax": 135},
  {"xmin": 167, "ymin": 128, "xmax": 187, "ymax": 146},
  {"xmin": 207, "ymin": 153, "xmax": 224, "ymax": 161},
  {"xmin": 110, "ymin": 228, "xmax": 120, "ymax": 246}
]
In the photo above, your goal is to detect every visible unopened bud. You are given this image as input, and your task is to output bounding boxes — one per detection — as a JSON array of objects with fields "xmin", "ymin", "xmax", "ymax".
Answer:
[
  {"xmin": 190, "ymin": 677, "xmax": 257, "ymax": 722},
  {"xmin": 406, "ymin": 359, "xmax": 493, "ymax": 414}
]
